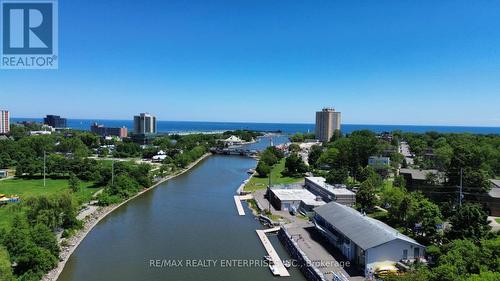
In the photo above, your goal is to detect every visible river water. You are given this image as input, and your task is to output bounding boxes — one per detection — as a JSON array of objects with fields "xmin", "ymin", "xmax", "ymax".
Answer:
[{"xmin": 58, "ymin": 136, "xmax": 306, "ymax": 281}]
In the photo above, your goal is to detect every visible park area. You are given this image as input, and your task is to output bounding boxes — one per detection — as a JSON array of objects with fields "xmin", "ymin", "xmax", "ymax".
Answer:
[
  {"xmin": 244, "ymin": 159, "xmax": 303, "ymax": 192},
  {"xmin": 0, "ymin": 178, "xmax": 99, "ymax": 230}
]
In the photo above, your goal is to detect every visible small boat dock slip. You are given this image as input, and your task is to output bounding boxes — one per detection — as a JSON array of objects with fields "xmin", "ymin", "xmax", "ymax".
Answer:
[
  {"xmin": 256, "ymin": 228, "xmax": 290, "ymax": 277},
  {"xmin": 233, "ymin": 194, "xmax": 253, "ymax": 216}
]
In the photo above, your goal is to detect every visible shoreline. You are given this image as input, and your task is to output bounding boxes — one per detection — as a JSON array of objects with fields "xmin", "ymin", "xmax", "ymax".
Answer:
[{"xmin": 42, "ymin": 153, "xmax": 212, "ymax": 281}]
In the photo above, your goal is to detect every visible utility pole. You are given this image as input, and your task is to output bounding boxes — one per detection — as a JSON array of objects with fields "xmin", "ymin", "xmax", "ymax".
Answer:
[
  {"xmin": 43, "ymin": 150, "xmax": 46, "ymax": 187},
  {"xmin": 459, "ymin": 168, "xmax": 463, "ymax": 207},
  {"xmin": 267, "ymin": 171, "xmax": 272, "ymax": 211}
]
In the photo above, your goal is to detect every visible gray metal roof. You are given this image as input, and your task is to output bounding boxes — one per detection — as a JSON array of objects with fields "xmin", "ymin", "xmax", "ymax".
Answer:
[
  {"xmin": 399, "ymin": 168, "xmax": 441, "ymax": 181},
  {"xmin": 314, "ymin": 202, "xmax": 422, "ymax": 250},
  {"xmin": 489, "ymin": 180, "xmax": 500, "ymax": 198},
  {"xmin": 490, "ymin": 179, "xmax": 500, "ymax": 188}
]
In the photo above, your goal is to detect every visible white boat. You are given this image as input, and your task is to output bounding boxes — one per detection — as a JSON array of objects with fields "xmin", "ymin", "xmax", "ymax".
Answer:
[{"xmin": 269, "ymin": 264, "xmax": 279, "ymax": 275}]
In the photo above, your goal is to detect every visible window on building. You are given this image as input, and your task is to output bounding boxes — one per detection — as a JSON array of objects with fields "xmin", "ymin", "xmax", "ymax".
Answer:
[
  {"xmin": 403, "ymin": 249, "xmax": 408, "ymax": 260},
  {"xmin": 414, "ymin": 247, "xmax": 420, "ymax": 258}
]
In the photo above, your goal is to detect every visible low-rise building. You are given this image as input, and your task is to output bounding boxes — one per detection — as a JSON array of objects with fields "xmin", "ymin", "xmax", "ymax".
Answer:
[
  {"xmin": 368, "ymin": 156, "xmax": 391, "ymax": 167},
  {"xmin": 152, "ymin": 150, "xmax": 168, "ymax": 162},
  {"xmin": 91, "ymin": 122, "xmax": 128, "ymax": 138},
  {"xmin": 305, "ymin": 177, "xmax": 356, "ymax": 206},
  {"xmin": 221, "ymin": 135, "xmax": 245, "ymax": 146},
  {"xmin": 0, "ymin": 170, "xmax": 8, "ymax": 178},
  {"xmin": 399, "ymin": 168, "xmax": 445, "ymax": 187},
  {"xmin": 44, "ymin": 115, "xmax": 67, "ymax": 129},
  {"xmin": 29, "ymin": 130, "xmax": 52, "ymax": 136},
  {"xmin": 485, "ymin": 179, "xmax": 500, "ymax": 216},
  {"xmin": 313, "ymin": 202, "xmax": 425, "ymax": 276},
  {"xmin": 298, "ymin": 198, "xmax": 325, "ymax": 217},
  {"xmin": 268, "ymin": 185, "xmax": 325, "ymax": 212}
]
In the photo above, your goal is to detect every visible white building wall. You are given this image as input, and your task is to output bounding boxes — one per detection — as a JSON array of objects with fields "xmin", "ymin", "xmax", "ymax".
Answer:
[
  {"xmin": 365, "ymin": 239, "xmax": 425, "ymax": 272},
  {"xmin": 281, "ymin": 200, "xmax": 302, "ymax": 211}
]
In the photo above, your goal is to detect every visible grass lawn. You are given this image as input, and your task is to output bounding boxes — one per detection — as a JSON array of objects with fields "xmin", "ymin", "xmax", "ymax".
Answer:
[
  {"xmin": 0, "ymin": 178, "xmax": 100, "ymax": 230},
  {"xmin": 367, "ymin": 210, "xmax": 389, "ymax": 221},
  {"xmin": 244, "ymin": 159, "xmax": 304, "ymax": 192},
  {"xmin": 496, "ymin": 218, "xmax": 500, "ymax": 224}
]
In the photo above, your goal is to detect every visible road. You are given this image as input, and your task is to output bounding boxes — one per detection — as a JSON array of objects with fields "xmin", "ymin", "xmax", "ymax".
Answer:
[
  {"xmin": 399, "ymin": 142, "xmax": 414, "ymax": 166},
  {"xmin": 488, "ymin": 216, "xmax": 500, "ymax": 232}
]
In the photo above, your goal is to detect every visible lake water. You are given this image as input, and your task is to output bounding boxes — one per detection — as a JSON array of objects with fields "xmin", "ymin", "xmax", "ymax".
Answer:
[{"xmin": 12, "ymin": 118, "xmax": 500, "ymax": 134}]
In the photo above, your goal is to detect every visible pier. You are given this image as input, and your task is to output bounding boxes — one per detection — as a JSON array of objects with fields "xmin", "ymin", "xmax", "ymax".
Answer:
[
  {"xmin": 234, "ymin": 194, "xmax": 253, "ymax": 216},
  {"xmin": 256, "ymin": 227, "xmax": 290, "ymax": 277}
]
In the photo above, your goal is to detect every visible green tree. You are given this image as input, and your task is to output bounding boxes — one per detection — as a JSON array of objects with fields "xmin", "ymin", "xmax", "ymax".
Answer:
[
  {"xmin": 381, "ymin": 186, "xmax": 406, "ymax": 222},
  {"xmin": 431, "ymin": 264, "xmax": 459, "ymax": 281},
  {"xmin": 30, "ymin": 224, "xmax": 60, "ymax": 257},
  {"xmin": 407, "ymin": 194, "xmax": 442, "ymax": 243},
  {"xmin": 288, "ymin": 143, "xmax": 300, "ymax": 152},
  {"xmin": 479, "ymin": 236, "xmax": 500, "ymax": 273},
  {"xmin": 393, "ymin": 175, "xmax": 406, "ymax": 188},
  {"xmin": 0, "ymin": 246, "xmax": 14, "ymax": 281},
  {"xmin": 434, "ymin": 144, "xmax": 453, "ymax": 170},
  {"xmin": 330, "ymin": 129, "xmax": 342, "ymax": 142},
  {"xmin": 384, "ymin": 268, "xmax": 431, "ymax": 281},
  {"xmin": 390, "ymin": 152, "xmax": 404, "ymax": 170},
  {"xmin": 326, "ymin": 167, "xmax": 348, "ymax": 184},
  {"xmin": 356, "ymin": 180, "xmax": 377, "ymax": 211},
  {"xmin": 290, "ymin": 133, "xmax": 305, "ymax": 142},
  {"xmin": 2, "ymin": 217, "xmax": 58, "ymax": 277},
  {"xmin": 463, "ymin": 271, "xmax": 500, "ymax": 281},
  {"xmin": 283, "ymin": 153, "xmax": 308, "ymax": 177},
  {"xmin": 260, "ymin": 149, "xmax": 278, "ymax": 166},
  {"xmin": 68, "ymin": 173, "xmax": 80, "ymax": 192},
  {"xmin": 256, "ymin": 161, "xmax": 271, "ymax": 177},
  {"xmin": 448, "ymin": 203, "xmax": 491, "ymax": 241},
  {"xmin": 307, "ymin": 145, "xmax": 323, "ymax": 167},
  {"xmin": 438, "ymin": 239, "xmax": 482, "ymax": 277},
  {"xmin": 349, "ymin": 130, "xmax": 380, "ymax": 172},
  {"xmin": 317, "ymin": 147, "xmax": 340, "ymax": 168},
  {"xmin": 107, "ymin": 174, "xmax": 141, "ymax": 199},
  {"xmin": 358, "ymin": 166, "xmax": 378, "ymax": 183}
]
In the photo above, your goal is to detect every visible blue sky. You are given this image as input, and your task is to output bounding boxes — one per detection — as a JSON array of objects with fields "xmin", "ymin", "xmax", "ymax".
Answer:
[{"xmin": 2, "ymin": 0, "xmax": 500, "ymax": 126}]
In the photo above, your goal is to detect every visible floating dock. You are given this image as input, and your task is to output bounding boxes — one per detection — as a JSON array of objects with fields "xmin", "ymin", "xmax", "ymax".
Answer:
[
  {"xmin": 256, "ymin": 228, "xmax": 290, "ymax": 277},
  {"xmin": 233, "ymin": 194, "xmax": 253, "ymax": 216}
]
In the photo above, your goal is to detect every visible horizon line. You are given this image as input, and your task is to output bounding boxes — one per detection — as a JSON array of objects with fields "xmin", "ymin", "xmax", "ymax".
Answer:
[{"xmin": 10, "ymin": 116, "xmax": 500, "ymax": 129}]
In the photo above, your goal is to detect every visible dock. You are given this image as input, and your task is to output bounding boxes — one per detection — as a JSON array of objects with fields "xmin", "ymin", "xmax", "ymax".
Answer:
[
  {"xmin": 233, "ymin": 194, "xmax": 253, "ymax": 216},
  {"xmin": 256, "ymin": 228, "xmax": 290, "ymax": 277}
]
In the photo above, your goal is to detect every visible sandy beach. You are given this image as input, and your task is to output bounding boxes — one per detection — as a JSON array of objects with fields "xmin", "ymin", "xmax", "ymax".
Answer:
[{"xmin": 42, "ymin": 153, "xmax": 212, "ymax": 281}]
